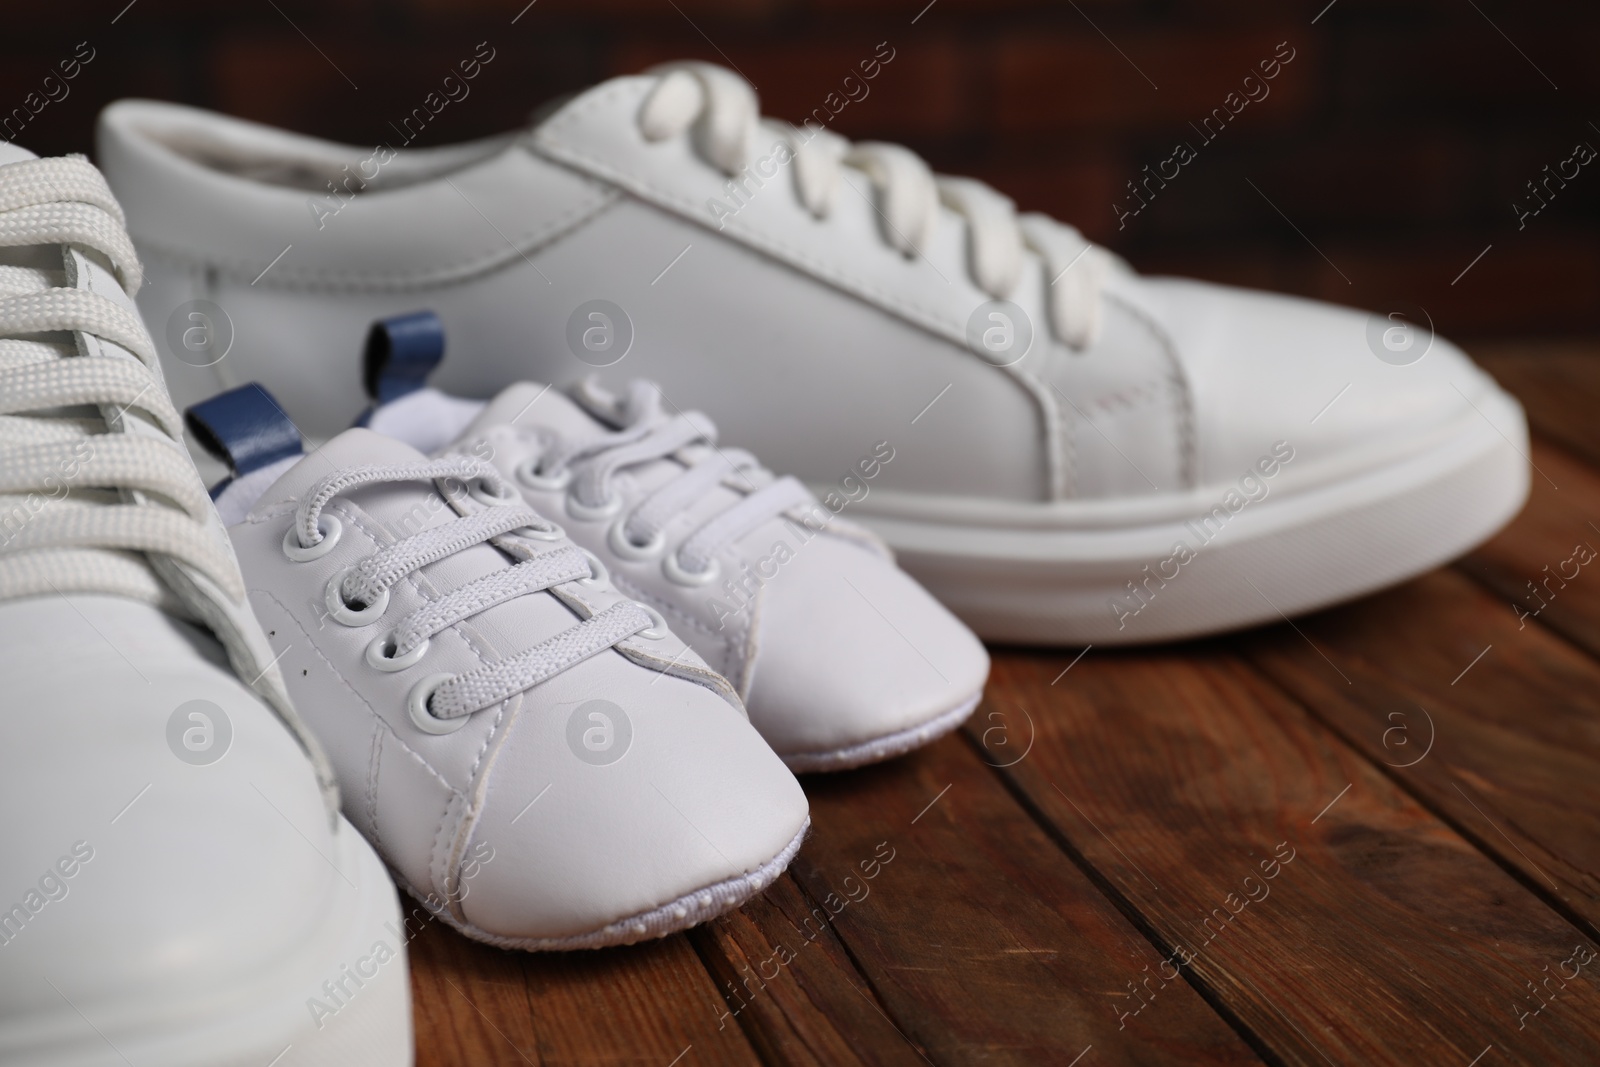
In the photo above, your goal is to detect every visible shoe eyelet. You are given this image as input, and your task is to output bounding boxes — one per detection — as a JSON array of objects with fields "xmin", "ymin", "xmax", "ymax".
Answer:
[
  {"xmin": 566, "ymin": 491, "xmax": 623, "ymax": 522},
  {"xmin": 515, "ymin": 459, "xmax": 572, "ymax": 493},
  {"xmin": 468, "ymin": 476, "xmax": 518, "ymax": 507},
  {"xmin": 663, "ymin": 552, "xmax": 721, "ymax": 587},
  {"xmin": 578, "ymin": 549, "xmax": 609, "ymax": 589},
  {"xmin": 365, "ymin": 631, "xmax": 430, "ymax": 673},
  {"xmin": 636, "ymin": 603, "xmax": 670, "ymax": 641},
  {"xmin": 407, "ymin": 673, "xmax": 467, "ymax": 735},
  {"xmin": 324, "ymin": 567, "xmax": 391, "ymax": 627},
  {"xmin": 513, "ymin": 521, "xmax": 567, "ymax": 543},
  {"xmin": 607, "ymin": 517, "xmax": 666, "ymax": 561},
  {"xmin": 282, "ymin": 515, "xmax": 342, "ymax": 562}
]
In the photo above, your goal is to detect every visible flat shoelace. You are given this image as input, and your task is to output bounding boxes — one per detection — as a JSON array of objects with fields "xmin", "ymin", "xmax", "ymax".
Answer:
[
  {"xmin": 524, "ymin": 381, "xmax": 815, "ymax": 575},
  {"xmin": 0, "ymin": 156, "xmax": 239, "ymax": 605},
  {"xmin": 295, "ymin": 457, "xmax": 654, "ymax": 720},
  {"xmin": 637, "ymin": 61, "xmax": 1110, "ymax": 350}
]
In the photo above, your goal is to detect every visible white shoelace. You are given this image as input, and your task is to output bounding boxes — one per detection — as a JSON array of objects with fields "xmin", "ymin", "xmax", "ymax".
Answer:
[
  {"xmin": 637, "ymin": 61, "xmax": 1112, "ymax": 349},
  {"xmin": 0, "ymin": 154, "xmax": 343, "ymax": 816},
  {"xmin": 516, "ymin": 381, "xmax": 816, "ymax": 577},
  {"xmin": 294, "ymin": 457, "xmax": 655, "ymax": 721},
  {"xmin": 0, "ymin": 156, "xmax": 238, "ymax": 604}
]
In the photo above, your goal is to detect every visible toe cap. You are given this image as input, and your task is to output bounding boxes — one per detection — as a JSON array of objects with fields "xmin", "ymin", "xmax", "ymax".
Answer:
[
  {"xmin": 459, "ymin": 653, "xmax": 809, "ymax": 946},
  {"xmin": 744, "ymin": 534, "xmax": 989, "ymax": 765},
  {"xmin": 1142, "ymin": 277, "xmax": 1505, "ymax": 486}
]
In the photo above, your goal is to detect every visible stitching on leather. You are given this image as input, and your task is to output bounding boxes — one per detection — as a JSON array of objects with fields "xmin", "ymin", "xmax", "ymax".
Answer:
[
  {"xmin": 128, "ymin": 183, "xmax": 621, "ymax": 292},
  {"xmin": 365, "ymin": 727, "xmax": 383, "ymax": 851},
  {"xmin": 1082, "ymin": 376, "xmax": 1169, "ymax": 418},
  {"xmin": 734, "ymin": 580, "xmax": 765, "ymax": 700},
  {"xmin": 1105, "ymin": 290, "xmax": 1195, "ymax": 488},
  {"xmin": 248, "ymin": 587, "xmax": 457, "ymax": 795},
  {"xmin": 331, "ymin": 505, "xmax": 517, "ymax": 758},
  {"xmin": 445, "ymin": 689, "xmax": 521, "ymax": 925},
  {"xmin": 609, "ymin": 564, "xmax": 743, "ymax": 676}
]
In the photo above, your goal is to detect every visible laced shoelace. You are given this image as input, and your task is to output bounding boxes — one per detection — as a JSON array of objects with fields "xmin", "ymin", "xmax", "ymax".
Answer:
[
  {"xmin": 515, "ymin": 381, "xmax": 815, "ymax": 578},
  {"xmin": 294, "ymin": 457, "xmax": 655, "ymax": 721},
  {"xmin": 0, "ymin": 155, "xmax": 239, "ymax": 604},
  {"xmin": 637, "ymin": 61, "xmax": 1112, "ymax": 350},
  {"xmin": 0, "ymin": 154, "xmax": 343, "ymax": 816}
]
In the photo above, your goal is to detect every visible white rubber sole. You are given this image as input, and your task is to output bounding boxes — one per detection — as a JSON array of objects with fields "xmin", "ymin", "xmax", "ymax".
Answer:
[
  {"xmin": 409, "ymin": 817, "xmax": 809, "ymax": 952},
  {"xmin": 8, "ymin": 817, "xmax": 412, "ymax": 1067},
  {"xmin": 782, "ymin": 692, "xmax": 982, "ymax": 773},
  {"xmin": 865, "ymin": 388, "xmax": 1531, "ymax": 645}
]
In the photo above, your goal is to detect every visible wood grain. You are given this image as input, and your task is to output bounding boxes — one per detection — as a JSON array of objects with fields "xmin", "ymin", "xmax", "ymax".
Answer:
[
  {"xmin": 409, "ymin": 914, "xmax": 763, "ymax": 1066},
  {"xmin": 1243, "ymin": 579, "xmax": 1600, "ymax": 940},
  {"xmin": 975, "ymin": 647, "xmax": 1600, "ymax": 1066},
  {"xmin": 1460, "ymin": 441, "xmax": 1600, "ymax": 657},
  {"xmin": 783, "ymin": 733, "xmax": 1263, "ymax": 1065},
  {"xmin": 687, "ymin": 876, "xmax": 927, "ymax": 1067}
]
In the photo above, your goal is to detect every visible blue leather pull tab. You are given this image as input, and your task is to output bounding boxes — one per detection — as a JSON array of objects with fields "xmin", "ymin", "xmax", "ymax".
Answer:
[
  {"xmin": 363, "ymin": 310, "xmax": 445, "ymax": 405},
  {"xmin": 185, "ymin": 383, "xmax": 303, "ymax": 482}
]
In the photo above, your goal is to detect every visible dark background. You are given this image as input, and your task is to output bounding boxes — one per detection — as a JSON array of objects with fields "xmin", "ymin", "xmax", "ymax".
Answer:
[{"xmin": 6, "ymin": 0, "xmax": 1598, "ymax": 339}]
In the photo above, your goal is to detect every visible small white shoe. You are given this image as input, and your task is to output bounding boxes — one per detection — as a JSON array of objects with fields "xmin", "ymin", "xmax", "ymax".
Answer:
[
  {"xmin": 0, "ymin": 145, "xmax": 411, "ymax": 1065},
  {"xmin": 356, "ymin": 313, "xmax": 989, "ymax": 771},
  {"xmin": 186, "ymin": 384, "xmax": 810, "ymax": 949},
  {"xmin": 97, "ymin": 64, "xmax": 1530, "ymax": 644}
]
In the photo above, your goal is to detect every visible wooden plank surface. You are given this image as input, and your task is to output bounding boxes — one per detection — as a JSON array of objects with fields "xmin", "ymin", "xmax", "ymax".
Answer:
[
  {"xmin": 778, "ymin": 735, "xmax": 1263, "ymax": 1066},
  {"xmin": 409, "ymin": 914, "xmax": 764, "ymax": 1066},
  {"xmin": 970, "ymin": 648, "xmax": 1600, "ymax": 1066},
  {"xmin": 1478, "ymin": 342, "xmax": 1600, "ymax": 466},
  {"xmin": 408, "ymin": 339, "xmax": 1600, "ymax": 1066}
]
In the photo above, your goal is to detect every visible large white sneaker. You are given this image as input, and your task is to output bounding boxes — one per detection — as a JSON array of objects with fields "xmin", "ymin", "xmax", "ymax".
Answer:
[
  {"xmin": 355, "ymin": 313, "xmax": 988, "ymax": 771},
  {"xmin": 97, "ymin": 64, "xmax": 1530, "ymax": 644},
  {"xmin": 184, "ymin": 384, "xmax": 809, "ymax": 949},
  {"xmin": 0, "ymin": 147, "xmax": 411, "ymax": 1065}
]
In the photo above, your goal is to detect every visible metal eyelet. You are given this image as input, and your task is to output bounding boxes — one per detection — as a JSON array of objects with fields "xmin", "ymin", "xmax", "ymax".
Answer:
[
  {"xmin": 565, "ymin": 490, "xmax": 623, "ymax": 523},
  {"xmin": 663, "ymin": 552, "xmax": 722, "ymax": 587},
  {"xmin": 468, "ymin": 477, "xmax": 517, "ymax": 507},
  {"xmin": 365, "ymin": 631, "xmax": 430, "ymax": 673},
  {"xmin": 324, "ymin": 567, "xmax": 391, "ymax": 627},
  {"xmin": 282, "ymin": 515, "xmax": 342, "ymax": 562},
  {"xmin": 513, "ymin": 521, "xmax": 566, "ymax": 543},
  {"xmin": 515, "ymin": 459, "xmax": 572, "ymax": 493},
  {"xmin": 607, "ymin": 517, "xmax": 666, "ymax": 561},
  {"xmin": 637, "ymin": 604, "xmax": 670, "ymax": 641},
  {"xmin": 407, "ymin": 673, "xmax": 467, "ymax": 735}
]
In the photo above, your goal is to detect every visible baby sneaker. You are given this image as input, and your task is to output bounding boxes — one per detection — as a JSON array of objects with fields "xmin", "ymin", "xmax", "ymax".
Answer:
[
  {"xmin": 186, "ymin": 383, "xmax": 810, "ymax": 949},
  {"xmin": 358, "ymin": 312, "xmax": 991, "ymax": 772}
]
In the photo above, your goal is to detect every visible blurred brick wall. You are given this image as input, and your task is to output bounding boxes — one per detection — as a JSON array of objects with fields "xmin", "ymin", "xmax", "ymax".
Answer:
[{"xmin": 5, "ymin": 0, "xmax": 1598, "ymax": 339}]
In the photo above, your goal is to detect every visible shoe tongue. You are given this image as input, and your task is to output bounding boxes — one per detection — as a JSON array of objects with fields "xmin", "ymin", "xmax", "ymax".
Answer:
[
  {"xmin": 258, "ymin": 427, "xmax": 466, "ymax": 536},
  {"xmin": 459, "ymin": 381, "xmax": 606, "ymax": 442},
  {"xmin": 0, "ymin": 143, "xmax": 38, "ymax": 166},
  {"xmin": 257, "ymin": 427, "xmax": 584, "ymax": 658},
  {"xmin": 455, "ymin": 380, "xmax": 751, "ymax": 530}
]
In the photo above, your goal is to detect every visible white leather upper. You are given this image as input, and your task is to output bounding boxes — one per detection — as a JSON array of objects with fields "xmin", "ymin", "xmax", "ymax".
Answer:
[
  {"xmin": 0, "ymin": 597, "xmax": 365, "ymax": 1042},
  {"xmin": 95, "ymin": 69, "xmax": 1505, "ymax": 525},
  {"xmin": 224, "ymin": 429, "xmax": 809, "ymax": 943}
]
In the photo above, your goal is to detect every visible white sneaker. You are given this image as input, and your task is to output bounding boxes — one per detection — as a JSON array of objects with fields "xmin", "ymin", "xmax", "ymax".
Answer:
[
  {"xmin": 185, "ymin": 384, "xmax": 810, "ymax": 949},
  {"xmin": 355, "ymin": 313, "xmax": 989, "ymax": 771},
  {"xmin": 0, "ymin": 146, "xmax": 411, "ymax": 1065},
  {"xmin": 97, "ymin": 65, "xmax": 1530, "ymax": 643}
]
